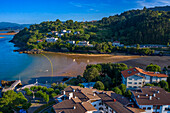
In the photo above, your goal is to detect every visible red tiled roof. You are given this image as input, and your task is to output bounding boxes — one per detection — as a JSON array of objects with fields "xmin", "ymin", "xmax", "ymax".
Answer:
[
  {"xmin": 113, "ymin": 41, "xmax": 120, "ymax": 43},
  {"xmin": 121, "ymin": 67, "xmax": 168, "ymax": 78},
  {"xmin": 131, "ymin": 86, "xmax": 170, "ymax": 105}
]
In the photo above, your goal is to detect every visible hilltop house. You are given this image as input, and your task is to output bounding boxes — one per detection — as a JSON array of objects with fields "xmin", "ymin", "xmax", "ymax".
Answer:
[
  {"xmin": 112, "ymin": 41, "xmax": 124, "ymax": 47},
  {"xmin": 131, "ymin": 86, "xmax": 170, "ymax": 113},
  {"xmin": 53, "ymin": 86, "xmax": 135, "ymax": 113},
  {"xmin": 121, "ymin": 67, "xmax": 168, "ymax": 88},
  {"xmin": 66, "ymin": 30, "xmax": 71, "ymax": 33},
  {"xmin": 46, "ymin": 37, "xmax": 58, "ymax": 43},
  {"xmin": 61, "ymin": 30, "xmax": 67, "ymax": 33},
  {"xmin": 67, "ymin": 41, "xmax": 75, "ymax": 44},
  {"xmin": 58, "ymin": 33, "xmax": 64, "ymax": 37},
  {"xmin": 74, "ymin": 31, "xmax": 80, "ymax": 35},
  {"xmin": 37, "ymin": 40, "xmax": 43, "ymax": 43}
]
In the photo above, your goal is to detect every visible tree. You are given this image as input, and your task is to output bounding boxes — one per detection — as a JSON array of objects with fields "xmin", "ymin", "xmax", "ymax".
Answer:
[
  {"xmin": 113, "ymin": 87, "xmax": 122, "ymax": 95},
  {"xmin": 136, "ymin": 44, "xmax": 140, "ymax": 49},
  {"xmin": 119, "ymin": 84, "xmax": 126, "ymax": 95},
  {"xmin": 47, "ymin": 88, "xmax": 54, "ymax": 94},
  {"xmin": 93, "ymin": 81, "xmax": 105, "ymax": 90},
  {"xmin": 78, "ymin": 83, "xmax": 84, "ymax": 88},
  {"xmin": 55, "ymin": 89, "xmax": 60, "ymax": 94},
  {"xmin": 146, "ymin": 64, "xmax": 161, "ymax": 72},
  {"xmin": 51, "ymin": 83, "xmax": 57, "ymax": 88},
  {"xmin": 125, "ymin": 90, "xmax": 132, "ymax": 97},
  {"xmin": 167, "ymin": 42, "xmax": 169, "ymax": 47},
  {"xmin": 83, "ymin": 67, "xmax": 99, "ymax": 82},
  {"xmin": 159, "ymin": 80, "xmax": 169, "ymax": 91},
  {"xmin": 0, "ymin": 90, "xmax": 31, "ymax": 112},
  {"xmin": 144, "ymin": 83, "xmax": 154, "ymax": 86}
]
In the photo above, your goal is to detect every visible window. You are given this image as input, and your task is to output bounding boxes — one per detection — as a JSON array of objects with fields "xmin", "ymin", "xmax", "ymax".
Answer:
[
  {"xmin": 106, "ymin": 106, "xmax": 108, "ymax": 109},
  {"xmin": 134, "ymin": 82, "xmax": 137, "ymax": 84},
  {"xmin": 165, "ymin": 108, "xmax": 170, "ymax": 111},
  {"xmin": 99, "ymin": 103, "xmax": 102, "ymax": 105},
  {"xmin": 157, "ymin": 105, "xmax": 160, "ymax": 109},
  {"xmin": 99, "ymin": 107, "xmax": 103, "ymax": 110},
  {"xmin": 148, "ymin": 107, "xmax": 151, "ymax": 110},
  {"xmin": 129, "ymin": 78, "xmax": 132, "ymax": 80},
  {"xmin": 139, "ymin": 82, "xmax": 142, "ymax": 84},
  {"xmin": 143, "ymin": 107, "xmax": 146, "ymax": 110},
  {"xmin": 128, "ymin": 86, "xmax": 132, "ymax": 88},
  {"xmin": 128, "ymin": 82, "xmax": 132, "ymax": 84},
  {"xmin": 94, "ymin": 104, "xmax": 96, "ymax": 107},
  {"xmin": 134, "ymin": 86, "xmax": 137, "ymax": 88}
]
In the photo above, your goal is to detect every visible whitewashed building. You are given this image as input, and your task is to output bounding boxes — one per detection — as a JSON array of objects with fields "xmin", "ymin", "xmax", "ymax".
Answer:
[
  {"xmin": 131, "ymin": 86, "xmax": 170, "ymax": 113},
  {"xmin": 121, "ymin": 67, "xmax": 168, "ymax": 88},
  {"xmin": 67, "ymin": 41, "xmax": 75, "ymax": 44},
  {"xmin": 58, "ymin": 33, "xmax": 64, "ymax": 37},
  {"xmin": 112, "ymin": 41, "xmax": 124, "ymax": 47},
  {"xmin": 53, "ymin": 86, "xmax": 137, "ymax": 113},
  {"xmin": 74, "ymin": 31, "xmax": 80, "ymax": 35},
  {"xmin": 46, "ymin": 37, "xmax": 58, "ymax": 43}
]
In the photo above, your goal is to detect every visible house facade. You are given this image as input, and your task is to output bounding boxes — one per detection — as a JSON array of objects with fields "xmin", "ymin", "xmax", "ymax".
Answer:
[
  {"xmin": 53, "ymin": 86, "xmax": 134, "ymax": 113},
  {"xmin": 121, "ymin": 67, "xmax": 168, "ymax": 88},
  {"xmin": 131, "ymin": 86, "xmax": 170, "ymax": 113},
  {"xmin": 46, "ymin": 37, "xmax": 58, "ymax": 43}
]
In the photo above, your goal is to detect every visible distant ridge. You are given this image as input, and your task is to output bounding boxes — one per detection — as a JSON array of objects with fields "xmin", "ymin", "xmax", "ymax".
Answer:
[
  {"xmin": 0, "ymin": 22, "xmax": 31, "ymax": 30},
  {"xmin": 148, "ymin": 6, "xmax": 170, "ymax": 11}
]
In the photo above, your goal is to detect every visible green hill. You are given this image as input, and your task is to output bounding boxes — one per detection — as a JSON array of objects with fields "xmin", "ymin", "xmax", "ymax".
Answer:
[
  {"xmin": 148, "ymin": 6, "xmax": 170, "ymax": 11},
  {"xmin": 11, "ymin": 6, "xmax": 170, "ymax": 52},
  {"xmin": 0, "ymin": 22, "xmax": 31, "ymax": 30}
]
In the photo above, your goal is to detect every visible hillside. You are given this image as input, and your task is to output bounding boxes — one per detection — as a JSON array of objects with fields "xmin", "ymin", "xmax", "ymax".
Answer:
[
  {"xmin": 0, "ymin": 22, "xmax": 31, "ymax": 30},
  {"xmin": 148, "ymin": 6, "xmax": 170, "ymax": 11},
  {"xmin": 99, "ymin": 7, "xmax": 170, "ymax": 45},
  {"xmin": 11, "ymin": 6, "xmax": 170, "ymax": 54}
]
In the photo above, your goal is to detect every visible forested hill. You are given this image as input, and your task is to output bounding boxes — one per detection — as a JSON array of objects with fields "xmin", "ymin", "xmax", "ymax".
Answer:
[
  {"xmin": 0, "ymin": 22, "xmax": 31, "ymax": 30},
  {"xmin": 148, "ymin": 6, "xmax": 170, "ymax": 11},
  {"xmin": 12, "ymin": 6, "xmax": 170, "ymax": 49},
  {"xmin": 99, "ymin": 7, "xmax": 170, "ymax": 45}
]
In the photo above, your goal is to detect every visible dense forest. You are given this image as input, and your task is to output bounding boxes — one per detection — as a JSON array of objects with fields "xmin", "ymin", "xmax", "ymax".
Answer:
[{"xmin": 11, "ymin": 6, "xmax": 170, "ymax": 54}]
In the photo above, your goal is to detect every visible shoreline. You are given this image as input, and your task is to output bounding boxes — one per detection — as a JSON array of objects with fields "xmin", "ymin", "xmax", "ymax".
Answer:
[
  {"xmin": 0, "ymin": 33, "xmax": 17, "ymax": 35},
  {"xmin": 0, "ymin": 37, "xmax": 5, "ymax": 38}
]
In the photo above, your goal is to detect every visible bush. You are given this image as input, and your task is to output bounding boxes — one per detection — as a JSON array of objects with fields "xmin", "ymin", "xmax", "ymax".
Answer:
[
  {"xmin": 113, "ymin": 87, "xmax": 122, "ymax": 95},
  {"xmin": 55, "ymin": 89, "xmax": 60, "ymax": 94},
  {"xmin": 93, "ymin": 81, "xmax": 105, "ymax": 90}
]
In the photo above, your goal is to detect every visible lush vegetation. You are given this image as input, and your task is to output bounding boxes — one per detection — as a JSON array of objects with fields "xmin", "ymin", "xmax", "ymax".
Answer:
[
  {"xmin": 0, "ymin": 90, "xmax": 31, "ymax": 113},
  {"xmin": 24, "ymin": 83, "xmax": 67, "ymax": 103},
  {"xmin": 11, "ymin": 7, "xmax": 170, "ymax": 54}
]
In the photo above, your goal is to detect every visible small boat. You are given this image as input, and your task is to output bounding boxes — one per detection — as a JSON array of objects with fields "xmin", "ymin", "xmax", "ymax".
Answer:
[{"xmin": 45, "ymin": 70, "xmax": 48, "ymax": 72}]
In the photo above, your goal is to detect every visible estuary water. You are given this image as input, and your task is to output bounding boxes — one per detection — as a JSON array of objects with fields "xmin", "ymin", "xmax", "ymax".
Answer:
[{"xmin": 0, "ymin": 34, "xmax": 75, "ymax": 84}]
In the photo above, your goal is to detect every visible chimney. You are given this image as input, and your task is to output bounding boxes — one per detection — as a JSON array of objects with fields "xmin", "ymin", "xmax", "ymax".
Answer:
[
  {"xmin": 73, "ymin": 106, "xmax": 76, "ymax": 109},
  {"xmin": 93, "ymin": 93, "xmax": 95, "ymax": 96},
  {"xmin": 114, "ymin": 99, "xmax": 116, "ymax": 102},
  {"xmin": 137, "ymin": 94, "xmax": 140, "ymax": 98},
  {"xmin": 63, "ymin": 91, "xmax": 65, "ymax": 95},
  {"xmin": 146, "ymin": 94, "xmax": 148, "ymax": 96},
  {"xmin": 153, "ymin": 93, "xmax": 156, "ymax": 97},
  {"xmin": 149, "ymin": 96, "xmax": 152, "ymax": 100},
  {"xmin": 69, "ymin": 93, "xmax": 73, "ymax": 100}
]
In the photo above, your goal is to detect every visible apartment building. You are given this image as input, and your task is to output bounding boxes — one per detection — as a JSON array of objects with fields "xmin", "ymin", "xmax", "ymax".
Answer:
[
  {"xmin": 121, "ymin": 67, "xmax": 168, "ymax": 88},
  {"xmin": 131, "ymin": 86, "xmax": 170, "ymax": 113}
]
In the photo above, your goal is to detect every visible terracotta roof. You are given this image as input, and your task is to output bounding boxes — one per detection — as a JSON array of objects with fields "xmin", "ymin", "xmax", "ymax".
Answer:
[
  {"xmin": 121, "ymin": 67, "xmax": 168, "ymax": 78},
  {"xmin": 53, "ymin": 98, "xmax": 97, "ymax": 113},
  {"xmin": 111, "ymin": 93, "xmax": 133, "ymax": 106},
  {"xmin": 127, "ymin": 107, "xmax": 145, "ymax": 113},
  {"xmin": 97, "ymin": 93, "xmax": 133, "ymax": 113},
  {"xmin": 131, "ymin": 86, "xmax": 170, "ymax": 105}
]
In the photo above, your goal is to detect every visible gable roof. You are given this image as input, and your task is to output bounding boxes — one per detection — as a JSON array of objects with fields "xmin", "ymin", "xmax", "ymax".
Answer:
[
  {"xmin": 121, "ymin": 67, "xmax": 168, "ymax": 78},
  {"xmin": 131, "ymin": 86, "xmax": 170, "ymax": 105},
  {"xmin": 97, "ymin": 93, "xmax": 132, "ymax": 113},
  {"xmin": 53, "ymin": 98, "xmax": 97, "ymax": 113}
]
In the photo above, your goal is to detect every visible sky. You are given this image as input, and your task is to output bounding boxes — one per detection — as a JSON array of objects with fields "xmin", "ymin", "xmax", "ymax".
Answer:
[{"xmin": 0, "ymin": 0, "xmax": 169, "ymax": 24}]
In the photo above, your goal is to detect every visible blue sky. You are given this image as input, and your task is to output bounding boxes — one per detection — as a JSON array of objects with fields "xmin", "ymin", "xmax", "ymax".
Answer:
[{"xmin": 0, "ymin": 0, "xmax": 169, "ymax": 24}]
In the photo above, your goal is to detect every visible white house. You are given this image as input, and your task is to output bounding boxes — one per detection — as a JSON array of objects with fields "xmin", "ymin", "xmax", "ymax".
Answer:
[
  {"xmin": 67, "ymin": 41, "xmax": 75, "ymax": 44},
  {"xmin": 131, "ymin": 86, "xmax": 170, "ymax": 113},
  {"xmin": 61, "ymin": 30, "xmax": 67, "ymax": 33},
  {"xmin": 66, "ymin": 30, "xmax": 71, "ymax": 33},
  {"xmin": 112, "ymin": 41, "xmax": 124, "ymax": 47},
  {"xmin": 46, "ymin": 37, "xmax": 58, "ymax": 43},
  {"xmin": 121, "ymin": 67, "xmax": 168, "ymax": 89},
  {"xmin": 74, "ymin": 31, "xmax": 80, "ymax": 35},
  {"xmin": 58, "ymin": 33, "xmax": 64, "ymax": 37}
]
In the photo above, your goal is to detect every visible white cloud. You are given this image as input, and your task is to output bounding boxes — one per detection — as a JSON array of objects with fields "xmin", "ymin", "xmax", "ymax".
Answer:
[{"xmin": 136, "ymin": 0, "xmax": 170, "ymax": 8}]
